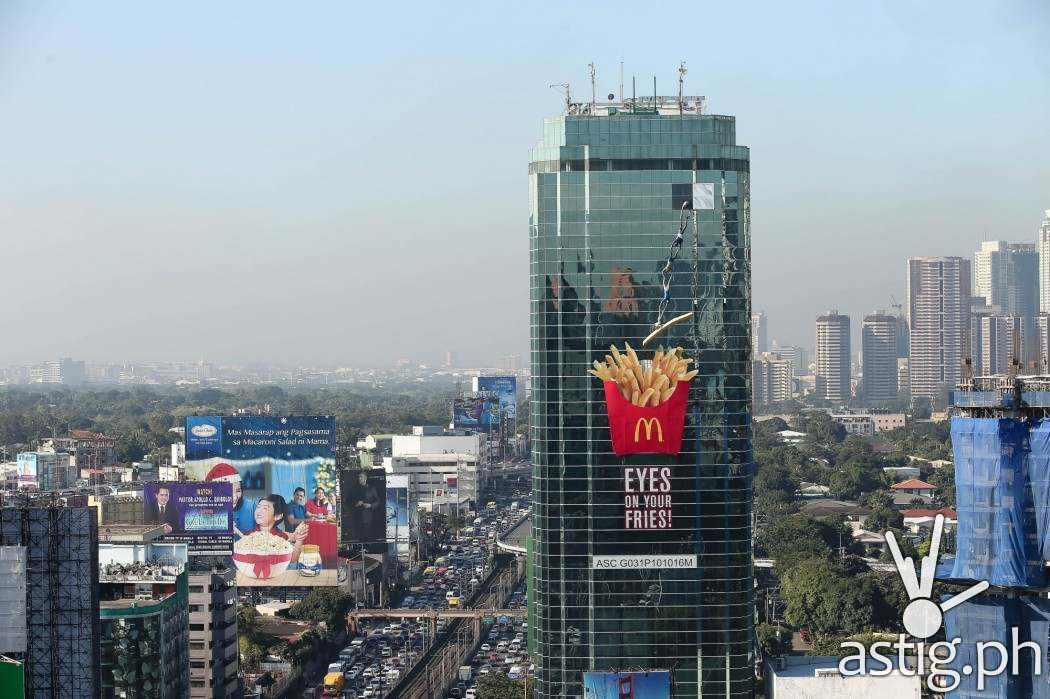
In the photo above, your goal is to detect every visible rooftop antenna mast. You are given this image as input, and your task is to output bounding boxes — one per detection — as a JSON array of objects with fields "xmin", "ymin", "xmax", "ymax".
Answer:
[
  {"xmin": 549, "ymin": 83, "xmax": 571, "ymax": 113},
  {"xmin": 677, "ymin": 61, "xmax": 687, "ymax": 114},
  {"xmin": 588, "ymin": 62, "xmax": 597, "ymax": 112},
  {"xmin": 619, "ymin": 60, "xmax": 624, "ymax": 101}
]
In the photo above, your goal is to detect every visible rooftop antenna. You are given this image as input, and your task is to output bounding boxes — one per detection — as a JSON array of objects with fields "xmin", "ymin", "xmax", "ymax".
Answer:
[
  {"xmin": 677, "ymin": 61, "xmax": 687, "ymax": 114},
  {"xmin": 588, "ymin": 62, "xmax": 596, "ymax": 113},
  {"xmin": 619, "ymin": 61, "xmax": 624, "ymax": 102},
  {"xmin": 549, "ymin": 83, "xmax": 571, "ymax": 113}
]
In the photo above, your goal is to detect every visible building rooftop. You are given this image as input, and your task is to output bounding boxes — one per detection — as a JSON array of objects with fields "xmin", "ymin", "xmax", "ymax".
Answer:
[
  {"xmin": 901, "ymin": 507, "xmax": 957, "ymax": 519},
  {"xmin": 799, "ymin": 499, "xmax": 872, "ymax": 518},
  {"xmin": 558, "ymin": 95, "xmax": 706, "ymax": 117},
  {"xmin": 890, "ymin": 479, "xmax": 937, "ymax": 491}
]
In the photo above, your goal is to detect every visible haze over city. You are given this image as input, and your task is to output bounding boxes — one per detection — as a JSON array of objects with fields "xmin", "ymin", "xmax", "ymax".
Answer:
[{"xmin": 2, "ymin": 0, "xmax": 1048, "ymax": 367}]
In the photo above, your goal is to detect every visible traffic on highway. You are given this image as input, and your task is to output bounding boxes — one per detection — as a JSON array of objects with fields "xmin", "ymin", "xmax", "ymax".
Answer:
[{"xmin": 318, "ymin": 481, "xmax": 531, "ymax": 699}]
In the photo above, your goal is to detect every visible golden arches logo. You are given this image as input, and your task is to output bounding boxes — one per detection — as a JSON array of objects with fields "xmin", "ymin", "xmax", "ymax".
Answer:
[{"xmin": 633, "ymin": 417, "xmax": 664, "ymax": 443}]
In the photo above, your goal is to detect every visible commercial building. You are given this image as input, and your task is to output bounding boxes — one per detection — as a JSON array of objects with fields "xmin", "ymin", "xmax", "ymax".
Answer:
[
  {"xmin": 871, "ymin": 413, "xmax": 906, "ymax": 432},
  {"xmin": 529, "ymin": 94, "xmax": 752, "ymax": 697},
  {"xmin": 187, "ymin": 563, "xmax": 239, "ymax": 698},
  {"xmin": 14, "ymin": 452, "xmax": 73, "ymax": 493},
  {"xmin": 830, "ymin": 412, "xmax": 874, "ymax": 437},
  {"xmin": 772, "ymin": 344, "xmax": 808, "ymax": 375},
  {"xmin": 753, "ymin": 352, "xmax": 793, "ymax": 407},
  {"xmin": 1007, "ymin": 242, "xmax": 1039, "ymax": 320},
  {"xmin": 1039, "ymin": 210, "xmax": 1050, "ymax": 313},
  {"xmin": 0, "ymin": 504, "xmax": 101, "ymax": 697},
  {"xmin": 972, "ymin": 314, "xmax": 1027, "ymax": 375},
  {"xmin": 384, "ymin": 453, "xmax": 478, "ymax": 512},
  {"xmin": 752, "ymin": 311, "xmax": 768, "ymax": 355},
  {"xmin": 974, "ymin": 240, "xmax": 1009, "ymax": 308},
  {"xmin": 907, "ymin": 256, "xmax": 971, "ymax": 400},
  {"xmin": 861, "ymin": 312, "xmax": 898, "ymax": 401},
  {"xmin": 28, "ymin": 358, "xmax": 85, "ymax": 386},
  {"xmin": 1037, "ymin": 313, "xmax": 1050, "ymax": 373},
  {"xmin": 99, "ymin": 536, "xmax": 189, "ymax": 699},
  {"xmin": 815, "ymin": 312, "xmax": 851, "ymax": 402}
]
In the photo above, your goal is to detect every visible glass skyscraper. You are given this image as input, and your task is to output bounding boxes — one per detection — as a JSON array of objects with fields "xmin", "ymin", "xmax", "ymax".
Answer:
[{"xmin": 529, "ymin": 96, "xmax": 753, "ymax": 698}]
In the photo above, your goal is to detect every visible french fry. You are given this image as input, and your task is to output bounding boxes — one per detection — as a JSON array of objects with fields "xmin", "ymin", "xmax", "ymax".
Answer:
[{"xmin": 594, "ymin": 344, "xmax": 697, "ymax": 406}]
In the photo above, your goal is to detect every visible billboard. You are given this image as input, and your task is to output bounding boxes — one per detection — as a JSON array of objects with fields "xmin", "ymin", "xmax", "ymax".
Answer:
[
  {"xmin": 341, "ymin": 469, "xmax": 387, "ymax": 554},
  {"xmin": 473, "ymin": 376, "xmax": 517, "ymax": 420},
  {"xmin": 582, "ymin": 671, "xmax": 671, "ymax": 699},
  {"xmin": 143, "ymin": 482, "xmax": 234, "ymax": 555},
  {"xmin": 452, "ymin": 396, "xmax": 499, "ymax": 430},
  {"xmin": 15, "ymin": 454, "xmax": 36, "ymax": 484},
  {"xmin": 386, "ymin": 474, "xmax": 411, "ymax": 562},
  {"xmin": 184, "ymin": 415, "xmax": 339, "ymax": 586}
]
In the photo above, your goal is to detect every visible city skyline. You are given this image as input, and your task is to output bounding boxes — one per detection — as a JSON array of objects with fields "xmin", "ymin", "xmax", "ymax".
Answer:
[{"xmin": 2, "ymin": 1, "xmax": 1048, "ymax": 365}]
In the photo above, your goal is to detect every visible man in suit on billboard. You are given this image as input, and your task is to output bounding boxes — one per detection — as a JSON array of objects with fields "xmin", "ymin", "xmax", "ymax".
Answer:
[{"xmin": 145, "ymin": 484, "xmax": 182, "ymax": 535}]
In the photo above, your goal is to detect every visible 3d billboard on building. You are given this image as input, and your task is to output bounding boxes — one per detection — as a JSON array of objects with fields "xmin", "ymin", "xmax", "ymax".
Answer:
[
  {"xmin": 142, "ymin": 482, "xmax": 234, "ymax": 555},
  {"xmin": 340, "ymin": 468, "xmax": 387, "ymax": 554},
  {"xmin": 184, "ymin": 415, "xmax": 339, "ymax": 586}
]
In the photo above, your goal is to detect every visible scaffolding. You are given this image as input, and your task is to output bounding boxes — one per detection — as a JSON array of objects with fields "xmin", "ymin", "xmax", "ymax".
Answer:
[
  {"xmin": 0, "ymin": 506, "xmax": 100, "ymax": 698},
  {"xmin": 0, "ymin": 546, "xmax": 27, "ymax": 654}
]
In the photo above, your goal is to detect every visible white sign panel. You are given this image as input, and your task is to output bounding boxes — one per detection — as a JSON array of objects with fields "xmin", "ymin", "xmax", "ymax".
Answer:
[
  {"xmin": 692, "ymin": 182, "xmax": 716, "ymax": 210},
  {"xmin": 591, "ymin": 554, "xmax": 697, "ymax": 570}
]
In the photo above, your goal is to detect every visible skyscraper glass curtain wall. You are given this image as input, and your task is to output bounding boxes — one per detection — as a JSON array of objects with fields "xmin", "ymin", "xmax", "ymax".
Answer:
[{"xmin": 529, "ymin": 106, "xmax": 753, "ymax": 698}]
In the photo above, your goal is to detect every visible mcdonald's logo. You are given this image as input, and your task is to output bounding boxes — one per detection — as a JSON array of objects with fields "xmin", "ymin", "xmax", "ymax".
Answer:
[{"xmin": 634, "ymin": 417, "xmax": 664, "ymax": 443}]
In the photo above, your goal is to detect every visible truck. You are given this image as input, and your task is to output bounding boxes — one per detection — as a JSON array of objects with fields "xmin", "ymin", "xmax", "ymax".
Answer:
[
  {"xmin": 459, "ymin": 665, "xmax": 473, "ymax": 682},
  {"xmin": 322, "ymin": 672, "xmax": 344, "ymax": 697}
]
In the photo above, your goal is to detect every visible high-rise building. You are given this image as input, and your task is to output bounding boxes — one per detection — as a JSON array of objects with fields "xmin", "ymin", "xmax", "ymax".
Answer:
[
  {"xmin": 1035, "ymin": 313, "xmax": 1050, "ymax": 374},
  {"xmin": 974, "ymin": 240, "xmax": 1009, "ymax": 307},
  {"xmin": 0, "ymin": 504, "xmax": 101, "ymax": 697},
  {"xmin": 99, "ymin": 535, "xmax": 189, "ymax": 699},
  {"xmin": 896, "ymin": 358, "xmax": 910, "ymax": 396},
  {"xmin": 772, "ymin": 344, "xmax": 808, "ymax": 376},
  {"xmin": 973, "ymin": 315, "xmax": 1027, "ymax": 375},
  {"xmin": 751, "ymin": 311, "xmax": 768, "ymax": 356},
  {"xmin": 1039, "ymin": 211, "xmax": 1050, "ymax": 313},
  {"xmin": 28, "ymin": 358, "xmax": 85, "ymax": 386},
  {"xmin": 907, "ymin": 256, "xmax": 971, "ymax": 400},
  {"xmin": 1008, "ymin": 243, "xmax": 1039, "ymax": 318},
  {"xmin": 529, "ymin": 94, "xmax": 752, "ymax": 698},
  {"xmin": 815, "ymin": 311, "xmax": 851, "ymax": 402},
  {"xmin": 753, "ymin": 352, "xmax": 793, "ymax": 407},
  {"xmin": 187, "ymin": 563, "xmax": 239, "ymax": 698},
  {"xmin": 894, "ymin": 315, "xmax": 910, "ymax": 359},
  {"xmin": 861, "ymin": 312, "xmax": 898, "ymax": 401}
]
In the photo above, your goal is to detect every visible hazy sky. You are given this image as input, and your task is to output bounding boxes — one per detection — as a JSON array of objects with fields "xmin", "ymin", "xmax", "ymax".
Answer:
[{"xmin": 2, "ymin": 1, "xmax": 1048, "ymax": 367}]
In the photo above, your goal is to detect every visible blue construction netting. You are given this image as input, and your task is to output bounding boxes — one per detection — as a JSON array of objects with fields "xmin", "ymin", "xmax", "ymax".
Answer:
[
  {"xmin": 950, "ymin": 418, "xmax": 1046, "ymax": 588},
  {"xmin": 944, "ymin": 595, "xmax": 1050, "ymax": 698},
  {"xmin": 1026, "ymin": 419, "xmax": 1050, "ymax": 563}
]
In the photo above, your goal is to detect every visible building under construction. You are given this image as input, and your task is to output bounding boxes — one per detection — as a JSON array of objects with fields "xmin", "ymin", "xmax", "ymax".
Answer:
[
  {"xmin": 0, "ymin": 502, "xmax": 100, "ymax": 698},
  {"xmin": 945, "ymin": 375, "xmax": 1050, "ymax": 697}
]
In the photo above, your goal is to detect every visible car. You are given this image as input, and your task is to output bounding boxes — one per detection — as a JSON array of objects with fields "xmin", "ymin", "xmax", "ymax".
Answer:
[{"xmin": 480, "ymin": 644, "xmax": 491, "ymax": 652}]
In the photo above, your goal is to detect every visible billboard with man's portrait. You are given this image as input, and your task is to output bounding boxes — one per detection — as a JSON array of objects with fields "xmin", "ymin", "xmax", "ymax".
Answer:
[
  {"xmin": 143, "ymin": 482, "xmax": 234, "ymax": 555},
  {"xmin": 340, "ymin": 469, "xmax": 387, "ymax": 554},
  {"xmin": 184, "ymin": 415, "xmax": 339, "ymax": 586}
]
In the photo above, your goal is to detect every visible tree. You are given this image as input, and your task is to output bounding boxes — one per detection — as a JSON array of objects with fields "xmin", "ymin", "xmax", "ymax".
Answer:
[
  {"xmin": 288, "ymin": 588, "xmax": 355, "ymax": 637},
  {"xmin": 757, "ymin": 514, "xmax": 837, "ymax": 568},
  {"xmin": 780, "ymin": 559, "xmax": 880, "ymax": 636},
  {"xmin": 476, "ymin": 672, "xmax": 528, "ymax": 699},
  {"xmin": 756, "ymin": 623, "xmax": 791, "ymax": 659}
]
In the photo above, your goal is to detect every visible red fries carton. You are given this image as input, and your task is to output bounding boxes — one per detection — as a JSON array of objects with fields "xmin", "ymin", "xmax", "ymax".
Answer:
[{"xmin": 603, "ymin": 380, "xmax": 689, "ymax": 456}]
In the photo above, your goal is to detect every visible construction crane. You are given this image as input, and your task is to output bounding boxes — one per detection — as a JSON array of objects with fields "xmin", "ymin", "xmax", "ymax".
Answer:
[{"xmin": 890, "ymin": 295, "xmax": 904, "ymax": 317}]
